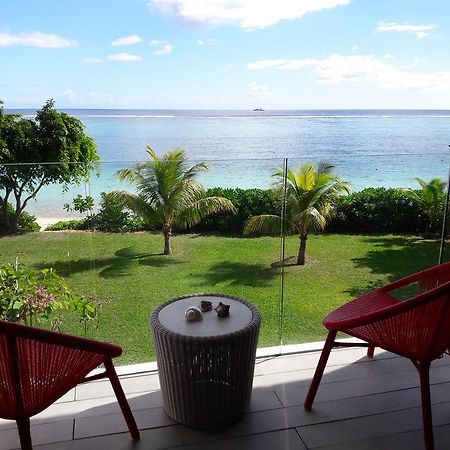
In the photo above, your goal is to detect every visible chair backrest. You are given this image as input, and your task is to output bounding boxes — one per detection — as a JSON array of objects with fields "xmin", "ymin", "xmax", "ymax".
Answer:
[
  {"xmin": 380, "ymin": 270, "xmax": 450, "ymax": 361},
  {"xmin": 0, "ymin": 320, "xmax": 120, "ymax": 420},
  {"xmin": 415, "ymin": 263, "xmax": 450, "ymax": 360},
  {"xmin": 419, "ymin": 261, "xmax": 450, "ymax": 293}
]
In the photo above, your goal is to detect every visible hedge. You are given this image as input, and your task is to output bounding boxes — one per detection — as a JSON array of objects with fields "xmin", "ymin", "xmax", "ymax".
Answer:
[
  {"xmin": 330, "ymin": 187, "xmax": 443, "ymax": 234},
  {"xmin": 193, "ymin": 188, "xmax": 279, "ymax": 233},
  {"xmin": 43, "ymin": 187, "xmax": 445, "ymax": 236}
]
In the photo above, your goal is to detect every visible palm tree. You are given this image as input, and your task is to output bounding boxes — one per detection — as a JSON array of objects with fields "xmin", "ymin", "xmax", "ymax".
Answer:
[
  {"xmin": 244, "ymin": 162, "xmax": 350, "ymax": 265},
  {"xmin": 404, "ymin": 177, "xmax": 446, "ymax": 237},
  {"xmin": 111, "ymin": 147, "xmax": 236, "ymax": 255}
]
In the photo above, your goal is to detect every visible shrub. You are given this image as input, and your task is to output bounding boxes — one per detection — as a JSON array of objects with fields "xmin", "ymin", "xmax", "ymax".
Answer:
[
  {"xmin": 45, "ymin": 219, "xmax": 88, "ymax": 231},
  {"xmin": 91, "ymin": 192, "xmax": 144, "ymax": 232},
  {"xmin": 0, "ymin": 203, "xmax": 40, "ymax": 233},
  {"xmin": 0, "ymin": 262, "xmax": 98, "ymax": 332},
  {"xmin": 16, "ymin": 208, "xmax": 40, "ymax": 232},
  {"xmin": 193, "ymin": 188, "xmax": 279, "ymax": 233},
  {"xmin": 330, "ymin": 188, "xmax": 443, "ymax": 234}
]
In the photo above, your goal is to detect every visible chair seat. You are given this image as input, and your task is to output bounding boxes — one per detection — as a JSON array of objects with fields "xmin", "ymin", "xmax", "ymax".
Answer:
[
  {"xmin": 324, "ymin": 289, "xmax": 426, "ymax": 358},
  {"xmin": 324, "ymin": 289, "xmax": 400, "ymax": 329}
]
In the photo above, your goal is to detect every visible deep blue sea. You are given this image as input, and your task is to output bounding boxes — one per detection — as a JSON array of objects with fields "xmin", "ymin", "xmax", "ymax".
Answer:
[{"xmin": 8, "ymin": 109, "xmax": 450, "ymax": 219}]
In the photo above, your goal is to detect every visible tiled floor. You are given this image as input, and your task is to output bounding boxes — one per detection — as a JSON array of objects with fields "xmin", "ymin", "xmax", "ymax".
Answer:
[{"xmin": 2, "ymin": 346, "xmax": 450, "ymax": 450}]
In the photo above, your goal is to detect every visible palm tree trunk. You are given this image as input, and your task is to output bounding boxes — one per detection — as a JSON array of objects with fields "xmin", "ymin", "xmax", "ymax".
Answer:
[
  {"xmin": 297, "ymin": 234, "xmax": 307, "ymax": 265},
  {"xmin": 163, "ymin": 223, "xmax": 172, "ymax": 255}
]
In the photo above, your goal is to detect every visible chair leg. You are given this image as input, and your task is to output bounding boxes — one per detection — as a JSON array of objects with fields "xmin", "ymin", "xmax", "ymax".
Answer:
[
  {"xmin": 417, "ymin": 362, "xmax": 434, "ymax": 450},
  {"xmin": 304, "ymin": 330, "xmax": 337, "ymax": 411},
  {"xmin": 367, "ymin": 345, "xmax": 375, "ymax": 358},
  {"xmin": 16, "ymin": 417, "xmax": 32, "ymax": 450},
  {"xmin": 104, "ymin": 358, "xmax": 140, "ymax": 441}
]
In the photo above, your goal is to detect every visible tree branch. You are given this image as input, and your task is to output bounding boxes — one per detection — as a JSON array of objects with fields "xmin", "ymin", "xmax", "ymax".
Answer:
[{"xmin": 21, "ymin": 175, "xmax": 48, "ymax": 211}]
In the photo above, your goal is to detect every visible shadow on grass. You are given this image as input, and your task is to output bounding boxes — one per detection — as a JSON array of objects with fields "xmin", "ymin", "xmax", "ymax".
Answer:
[
  {"xmin": 194, "ymin": 261, "xmax": 278, "ymax": 287},
  {"xmin": 35, "ymin": 246, "xmax": 181, "ymax": 279},
  {"xmin": 271, "ymin": 256, "xmax": 299, "ymax": 268},
  {"xmin": 347, "ymin": 236, "xmax": 441, "ymax": 298}
]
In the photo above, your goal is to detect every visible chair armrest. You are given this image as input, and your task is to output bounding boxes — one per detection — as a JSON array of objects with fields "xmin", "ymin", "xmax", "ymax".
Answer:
[
  {"xmin": 0, "ymin": 320, "xmax": 122, "ymax": 357},
  {"xmin": 331, "ymin": 280, "xmax": 450, "ymax": 330},
  {"xmin": 381, "ymin": 262, "xmax": 450, "ymax": 293},
  {"xmin": 380, "ymin": 272, "xmax": 423, "ymax": 292}
]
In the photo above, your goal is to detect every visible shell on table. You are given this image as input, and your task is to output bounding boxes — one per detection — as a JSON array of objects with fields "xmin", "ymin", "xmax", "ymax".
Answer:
[
  {"xmin": 200, "ymin": 300, "xmax": 213, "ymax": 312},
  {"xmin": 185, "ymin": 306, "xmax": 203, "ymax": 322},
  {"xmin": 215, "ymin": 302, "xmax": 230, "ymax": 318}
]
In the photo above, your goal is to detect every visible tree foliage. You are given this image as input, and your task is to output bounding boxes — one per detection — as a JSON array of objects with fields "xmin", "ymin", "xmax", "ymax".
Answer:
[
  {"xmin": 110, "ymin": 147, "xmax": 237, "ymax": 254},
  {"xmin": 244, "ymin": 162, "xmax": 349, "ymax": 265},
  {"xmin": 0, "ymin": 100, "xmax": 99, "ymax": 231},
  {"xmin": 404, "ymin": 177, "xmax": 446, "ymax": 236}
]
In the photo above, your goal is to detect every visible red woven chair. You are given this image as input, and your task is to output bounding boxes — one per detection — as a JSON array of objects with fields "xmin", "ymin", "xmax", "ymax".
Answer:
[
  {"xmin": 304, "ymin": 262, "xmax": 450, "ymax": 450},
  {"xmin": 0, "ymin": 320, "xmax": 140, "ymax": 449}
]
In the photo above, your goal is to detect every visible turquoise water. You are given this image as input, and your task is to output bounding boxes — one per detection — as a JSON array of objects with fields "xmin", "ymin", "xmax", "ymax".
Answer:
[{"xmin": 8, "ymin": 109, "xmax": 450, "ymax": 218}]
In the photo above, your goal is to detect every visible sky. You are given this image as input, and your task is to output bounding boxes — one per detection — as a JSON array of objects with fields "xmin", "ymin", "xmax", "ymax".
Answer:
[{"xmin": 2, "ymin": 0, "xmax": 450, "ymax": 109}]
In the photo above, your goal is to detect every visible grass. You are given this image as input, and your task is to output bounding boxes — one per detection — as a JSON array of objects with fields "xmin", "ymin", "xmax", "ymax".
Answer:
[{"xmin": 0, "ymin": 231, "xmax": 443, "ymax": 364}]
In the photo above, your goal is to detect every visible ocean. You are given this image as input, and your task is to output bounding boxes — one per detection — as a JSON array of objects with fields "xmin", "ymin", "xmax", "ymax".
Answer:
[{"xmin": 7, "ymin": 109, "xmax": 450, "ymax": 220}]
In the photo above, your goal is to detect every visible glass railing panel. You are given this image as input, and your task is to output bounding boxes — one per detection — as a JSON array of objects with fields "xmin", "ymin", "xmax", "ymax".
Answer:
[
  {"xmin": 280, "ymin": 154, "xmax": 449, "ymax": 347},
  {"xmin": 0, "ymin": 163, "xmax": 96, "ymax": 336},
  {"xmin": 1, "ymin": 159, "xmax": 283, "ymax": 361},
  {"xmin": 2, "ymin": 155, "xmax": 449, "ymax": 361}
]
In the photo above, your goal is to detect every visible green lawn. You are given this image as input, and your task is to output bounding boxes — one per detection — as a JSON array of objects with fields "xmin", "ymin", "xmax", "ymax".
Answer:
[{"xmin": 0, "ymin": 231, "xmax": 442, "ymax": 364}]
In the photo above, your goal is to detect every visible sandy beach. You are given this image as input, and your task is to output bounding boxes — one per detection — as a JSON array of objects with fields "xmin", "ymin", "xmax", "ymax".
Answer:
[{"xmin": 35, "ymin": 215, "xmax": 78, "ymax": 231}]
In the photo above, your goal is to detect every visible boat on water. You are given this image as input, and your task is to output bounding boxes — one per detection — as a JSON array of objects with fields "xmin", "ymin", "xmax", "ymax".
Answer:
[{"xmin": 253, "ymin": 108, "xmax": 264, "ymax": 111}]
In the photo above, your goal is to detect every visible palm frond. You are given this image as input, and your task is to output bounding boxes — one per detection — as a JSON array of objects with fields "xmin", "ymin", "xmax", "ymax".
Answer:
[
  {"xmin": 269, "ymin": 161, "xmax": 349, "ymax": 238},
  {"xmin": 107, "ymin": 190, "xmax": 159, "ymax": 224},
  {"xmin": 175, "ymin": 196, "xmax": 236, "ymax": 230},
  {"xmin": 243, "ymin": 214, "xmax": 297, "ymax": 236}
]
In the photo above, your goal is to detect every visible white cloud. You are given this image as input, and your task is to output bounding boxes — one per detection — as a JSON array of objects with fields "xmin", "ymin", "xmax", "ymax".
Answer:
[
  {"xmin": 376, "ymin": 22, "xmax": 435, "ymax": 39},
  {"xmin": 248, "ymin": 54, "xmax": 450, "ymax": 91},
  {"xmin": 149, "ymin": 0, "xmax": 350, "ymax": 30},
  {"xmin": 0, "ymin": 31, "xmax": 77, "ymax": 48},
  {"xmin": 82, "ymin": 57, "xmax": 104, "ymax": 64},
  {"xmin": 247, "ymin": 81, "xmax": 271, "ymax": 98},
  {"xmin": 154, "ymin": 43, "xmax": 173, "ymax": 55},
  {"xmin": 62, "ymin": 89, "xmax": 78, "ymax": 103},
  {"xmin": 248, "ymin": 59, "xmax": 291, "ymax": 70},
  {"xmin": 107, "ymin": 52, "xmax": 143, "ymax": 61},
  {"xmin": 112, "ymin": 34, "xmax": 143, "ymax": 46},
  {"xmin": 149, "ymin": 39, "xmax": 162, "ymax": 46},
  {"xmin": 58, "ymin": 89, "xmax": 115, "ymax": 106},
  {"xmin": 197, "ymin": 38, "xmax": 217, "ymax": 46}
]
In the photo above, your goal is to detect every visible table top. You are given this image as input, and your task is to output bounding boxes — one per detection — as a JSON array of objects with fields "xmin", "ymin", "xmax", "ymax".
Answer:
[{"xmin": 157, "ymin": 294, "xmax": 254, "ymax": 337}]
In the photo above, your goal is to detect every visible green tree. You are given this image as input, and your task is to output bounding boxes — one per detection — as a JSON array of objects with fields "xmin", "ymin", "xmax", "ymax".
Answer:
[
  {"xmin": 111, "ymin": 147, "xmax": 237, "ymax": 254},
  {"xmin": 404, "ymin": 177, "xmax": 446, "ymax": 236},
  {"xmin": 0, "ymin": 100, "xmax": 99, "ymax": 232},
  {"xmin": 244, "ymin": 162, "xmax": 350, "ymax": 265}
]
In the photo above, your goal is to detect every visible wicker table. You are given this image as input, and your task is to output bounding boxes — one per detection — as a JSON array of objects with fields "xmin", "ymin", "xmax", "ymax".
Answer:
[{"xmin": 151, "ymin": 293, "xmax": 261, "ymax": 429}]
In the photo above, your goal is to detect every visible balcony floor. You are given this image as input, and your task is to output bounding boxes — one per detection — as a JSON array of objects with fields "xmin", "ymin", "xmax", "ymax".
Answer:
[{"xmin": 2, "ymin": 346, "xmax": 450, "ymax": 450}]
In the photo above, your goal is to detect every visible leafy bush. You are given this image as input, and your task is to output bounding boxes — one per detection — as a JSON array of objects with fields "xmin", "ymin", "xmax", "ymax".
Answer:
[
  {"xmin": 194, "ymin": 188, "xmax": 279, "ymax": 233},
  {"xmin": 46, "ymin": 192, "xmax": 143, "ymax": 232},
  {"xmin": 0, "ymin": 203, "xmax": 40, "ymax": 233},
  {"xmin": 16, "ymin": 208, "xmax": 40, "ymax": 232},
  {"xmin": 45, "ymin": 219, "xmax": 88, "ymax": 231},
  {"xmin": 330, "ymin": 188, "xmax": 444, "ymax": 234},
  {"xmin": 91, "ymin": 192, "xmax": 143, "ymax": 232},
  {"xmin": 44, "ymin": 186, "xmax": 447, "ymax": 236},
  {"xmin": 0, "ymin": 262, "xmax": 98, "ymax": 332}
]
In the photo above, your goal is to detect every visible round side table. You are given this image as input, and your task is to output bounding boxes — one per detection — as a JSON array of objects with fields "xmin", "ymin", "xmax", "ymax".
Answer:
[{"xmin": 151, "ymin": 293, "xmax": 261, "ymax": 429}]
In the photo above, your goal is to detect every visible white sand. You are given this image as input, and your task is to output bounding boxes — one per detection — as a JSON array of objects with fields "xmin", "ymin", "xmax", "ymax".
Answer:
[{"xmin": 35, "ymin": 215, "xmax": 78, "ymax": 230}]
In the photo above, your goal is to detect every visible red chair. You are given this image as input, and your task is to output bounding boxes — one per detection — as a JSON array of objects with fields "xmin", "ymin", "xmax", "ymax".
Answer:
[
  {"xmin": 304, "ymin": 262, "xmax": 450, "ymax": 450},
  {"xmin": 0, "ymin": 320, "xmax": 140, "ymax": 449}
]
